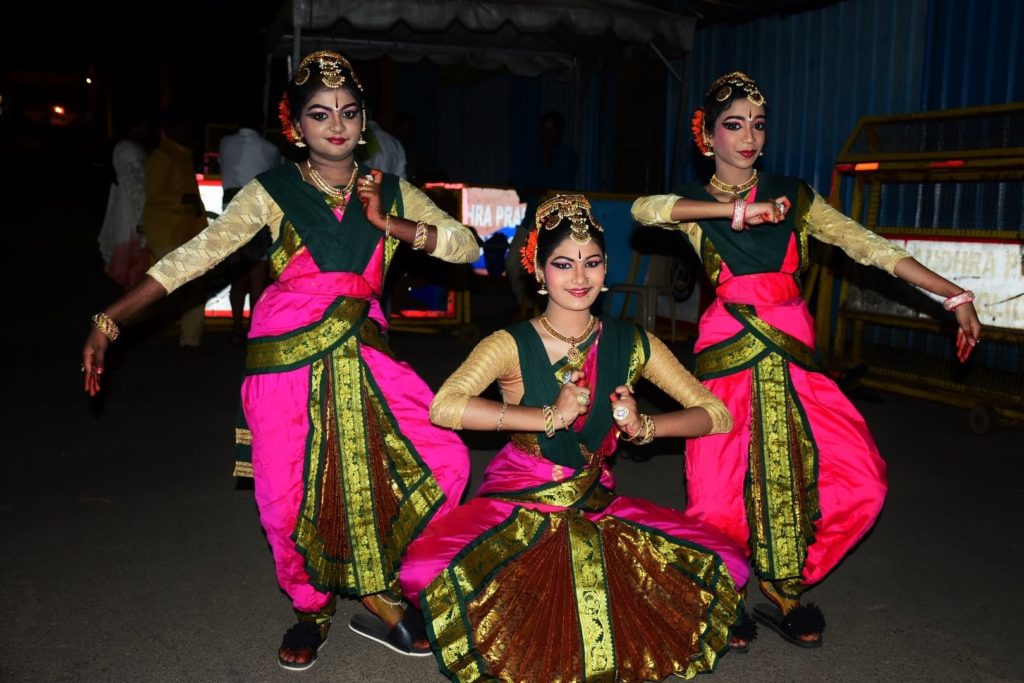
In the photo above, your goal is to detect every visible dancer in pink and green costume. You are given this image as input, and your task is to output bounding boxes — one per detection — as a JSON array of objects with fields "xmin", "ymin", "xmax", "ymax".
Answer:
[
  {"xmin": 82, "ymin": 51, "xmax": 479, "ymax": 671},
  {"xmin": 632, "ymin": 72, "xmax": 982, "ymax": 649},
  {"xmin": 400, "ymin": 195, "xmax": 749, "ymax": 682}
]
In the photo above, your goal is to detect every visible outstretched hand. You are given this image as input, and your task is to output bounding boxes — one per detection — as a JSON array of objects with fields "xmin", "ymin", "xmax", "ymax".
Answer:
[
  {"xmin": 82, "ymin": 328, "xmax": 109, "ymax": 396},
  {"xmin": 954, "ymin": 302, "xmax": 981, "ymax": 363}
]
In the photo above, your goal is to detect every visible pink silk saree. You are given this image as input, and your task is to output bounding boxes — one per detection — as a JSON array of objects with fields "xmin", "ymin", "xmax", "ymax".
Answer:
[{"xmin": 239, "ymin": 189, "xmax": 469, "ymax": 612}]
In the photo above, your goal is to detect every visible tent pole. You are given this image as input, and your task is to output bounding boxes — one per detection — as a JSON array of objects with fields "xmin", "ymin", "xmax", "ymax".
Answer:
[
  {"xmin": 262, "ymin": 52, "xmax": 273, "ymax": 134},
  {"xmin": 648, "ymin": 42, "xmax": 682, "ymax": 83}
]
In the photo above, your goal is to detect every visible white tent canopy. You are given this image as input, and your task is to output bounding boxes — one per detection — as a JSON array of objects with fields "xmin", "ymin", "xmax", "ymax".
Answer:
[{"xmin": 281, "ymin": 0, "xmax": 695, "ymax": 77}]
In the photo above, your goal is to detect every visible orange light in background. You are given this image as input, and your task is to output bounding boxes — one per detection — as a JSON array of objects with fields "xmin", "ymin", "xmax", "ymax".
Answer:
[
  {"xmin": 854, "ymin": 162, "xmax": 879, "ymax": 172},
  {"xmin": 424, "ymin": 182, "xmax": 465, "ymax": 190},
  {"xmin": 52, "ymin": 105, "xmax": 66, "ymax": 116},
  {"xmin": 928, "ymin": 160, "xmax": 965, "ymax": 169},
  {"xmin": 834, "ymin": 163, "xmax": 854, "ymax": 172}
]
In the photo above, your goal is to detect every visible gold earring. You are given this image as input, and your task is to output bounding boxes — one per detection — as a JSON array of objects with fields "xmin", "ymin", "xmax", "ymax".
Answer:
[
  {"xmin": 600, "ymin": 285, "xmax": 609, "ymax": 292},
  {"xmin": 537, "ymin": 280, "xmax": 548, "ymax": 295}
]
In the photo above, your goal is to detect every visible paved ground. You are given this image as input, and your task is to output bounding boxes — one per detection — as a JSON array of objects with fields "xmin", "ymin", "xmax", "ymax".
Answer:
[{"xmin": 2, "ymin": 175, "xmax": 1022, "ymax": 682}]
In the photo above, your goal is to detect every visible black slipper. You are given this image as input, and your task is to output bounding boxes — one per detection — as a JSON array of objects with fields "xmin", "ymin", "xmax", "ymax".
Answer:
[
  {"xmin": 730, "ymin": 611, "xmax": 758, "ymax": 654},
  {"xmin": 278, "ymin": 620, "xmax": 328, "ymax": 671},
  {"xmin": 752, "ymin": 602, "xmax": 825, "ymax": 649},
  {"xmin": 348, "ymin": 611, "xmax": 433, "ymax": 657}
]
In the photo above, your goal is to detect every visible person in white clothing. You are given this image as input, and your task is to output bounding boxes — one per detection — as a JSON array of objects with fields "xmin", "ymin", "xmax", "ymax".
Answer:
[
  {"xmin": 362, "ymin": 119, "xmax": 407, "ymax": 179},
  {"xmin": 98, "ymin": 116, "xmax": 152, "ymax": 289},
  {"xmin": 219, "ymin": 114, "xmax": 284, "ymax": 341}
]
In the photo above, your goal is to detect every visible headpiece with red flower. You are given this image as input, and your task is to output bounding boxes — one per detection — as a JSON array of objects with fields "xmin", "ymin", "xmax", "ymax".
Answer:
[
  {"xmin": 277, "ymin": 50, "xmax": 367, "ymax": 148},
  {"xmin": 691, "ymin": 109, "xmax": 712, "ymax": 157},
  {"xmin": 519, "ymin": 194, "xmax": 603, "ymax": 284}
]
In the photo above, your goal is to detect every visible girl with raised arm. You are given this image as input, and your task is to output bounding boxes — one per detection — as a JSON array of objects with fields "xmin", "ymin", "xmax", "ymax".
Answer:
[
  {"xmin": 632, "ymin": 72, "xmax": 981, "ymax": 649},
  {"xmin": 82, "ymin": 51, "xmax": 479, "ymax": 670}
]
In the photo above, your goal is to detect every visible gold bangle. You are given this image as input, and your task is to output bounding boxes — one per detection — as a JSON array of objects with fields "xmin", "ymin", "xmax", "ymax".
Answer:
[
  {"xmin": 553, "ymin": 406, "xmax": 569, "ymax": 431},
  {"xmin": 384, "ymin": 213, "xmax": 392, "ymax": 239},
  {"xmin": 91, "ymin": 312, "xmax": 120, "ymax": 342},
  {"xmin": 542, "ymin": 405, "xmax": 555, "ymax": 438},
  {"xmin": 412, "ymin": 222, "xmax": 429, "ymax": 250},
  {"xmin": 496, "ymin": 401, "xmax": 508, "ymax": 431},
  {"xmin": 629, "ymin": 414, "xmax": 656, "ymax": 445}
]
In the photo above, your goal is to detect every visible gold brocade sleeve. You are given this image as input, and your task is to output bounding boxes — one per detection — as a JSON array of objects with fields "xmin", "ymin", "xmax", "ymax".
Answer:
[
  {"xmin": 807, "ymin": 192, "xmax": 910, "ymax": 275},
  {"xmin": 399, "ymin": 178, "xmax": 481, "ymax": 264},
  {"xmin": 630, "ymin": 194, "xmax": 703, "ymax": 254},
  {"xmin": 641, "ymin": 332, "xmax": 733, "ymax": 435},
  {"xmin": 429, "ymin": 330, "xmax": 522, "ymax": 430},
  {"xmin": 147, "ymin": 180, "xmax": 283, "ymax": 293}
]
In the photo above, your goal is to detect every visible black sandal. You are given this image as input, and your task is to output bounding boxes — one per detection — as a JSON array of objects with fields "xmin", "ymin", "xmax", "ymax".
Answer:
[
  {"xmin": 278, "ymin": 620, "xmax": 329, "ymax": 671},
  {"xmin": 348, "ymin": 607, "xmax": 433, "ymax": 657},
  {"xmin": 752, "ymin": 602, "xmax": 825, "ymax": 649},
  {"xmin": 730, "ymin": 611, "xmax": 758, "ymax": 654}
]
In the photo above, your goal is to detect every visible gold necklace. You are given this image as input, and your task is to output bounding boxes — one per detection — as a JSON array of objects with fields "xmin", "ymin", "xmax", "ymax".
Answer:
[
  {"xmin": 540, "ymin": 315, "xmax": 596, "ymax": 362},
  {"xmin": 306, "ymin": 160, "xmax": 359, "ymax": 200},
  {"xmin": 709, "ymin": 169, "xmax": 758, "ymax": 199}
]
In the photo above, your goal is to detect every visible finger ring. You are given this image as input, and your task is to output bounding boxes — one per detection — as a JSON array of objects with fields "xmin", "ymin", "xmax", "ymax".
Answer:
[
  {"xmin": 613, "ymin": 406, "xmax": 629, "ymax": 420},
  {"xmin": 576, "ymin": 392, "xmax": 590, "ymax": 406}
]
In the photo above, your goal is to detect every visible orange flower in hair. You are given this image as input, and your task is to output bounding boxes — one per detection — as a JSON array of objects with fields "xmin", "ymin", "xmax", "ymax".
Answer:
[
  {"xmin": 691, "ymin": 109, "xmax": 711, "ymax": 156},
  {"xmin": 520, "ymin": 229, "xmax": 539, "ymax": 275},
  {"xmin": 278, "ymin": 94, "xmax": 299, "ymax": 144}
]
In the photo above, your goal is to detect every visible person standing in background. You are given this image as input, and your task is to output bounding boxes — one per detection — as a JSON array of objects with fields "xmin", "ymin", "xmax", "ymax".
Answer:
[
  {"xmin": 98, "ymin": 114, "xmax": 152, "ymax": 289},
  {"xmin": 141, "ymin": 106, "xmax": 208, "ymax": 349},
  {"xmin": 219, "ymin": 111, "xmax": 283, "ymax": 342},
  {"xmin": 362, "ymin": 117, "xmax": 407, "ymax": 179},
  {"xmin": 505, "ymin": 110, "xmax": 580, "ymax": 306}
]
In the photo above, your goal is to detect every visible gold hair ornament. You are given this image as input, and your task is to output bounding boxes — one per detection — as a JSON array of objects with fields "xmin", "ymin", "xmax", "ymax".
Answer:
[
  {"xmin": 705, "ymin": 71, "xmax": 766, "ymax": 107},
  {"xmin": 284, "ymin": 50, "xmax": 369, "ymax": 146}
]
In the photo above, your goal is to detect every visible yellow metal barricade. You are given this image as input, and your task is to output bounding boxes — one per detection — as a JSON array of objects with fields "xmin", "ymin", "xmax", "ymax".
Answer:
[{"xmin": 822, "ymin": 103, "xmax": 1024, "ymax": 432}]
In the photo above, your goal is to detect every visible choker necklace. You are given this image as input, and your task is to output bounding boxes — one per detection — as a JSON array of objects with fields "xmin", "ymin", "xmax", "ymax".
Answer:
[
  {"xmin": 709, "ymin": 169, "xmax": 758, "ymax": 200},
  {"xmin": 306, "ymin": 160, "xmax": 359, "ymax": 202},
  {"xmin": 540, "ymin": 315, "xmax": 596, "ymax": 363}
]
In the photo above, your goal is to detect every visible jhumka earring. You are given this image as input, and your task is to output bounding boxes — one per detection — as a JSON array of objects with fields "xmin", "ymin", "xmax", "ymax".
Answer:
[
  {"xmin": 600, "ymin": 286, "xmax": 609, "ymax": 292},
  {"xmin": 537, "ymin": 280, "xmax": 548, "ymax": 295},
  {"xmin": 358, "ymin": 109, "xmax": 367, "ymax": 145}
]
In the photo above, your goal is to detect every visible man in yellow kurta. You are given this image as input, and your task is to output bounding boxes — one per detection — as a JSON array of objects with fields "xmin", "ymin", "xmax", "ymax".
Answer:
[{"xmin": 142, "ymin": 109, "xmax": 208, "ymax": 348}]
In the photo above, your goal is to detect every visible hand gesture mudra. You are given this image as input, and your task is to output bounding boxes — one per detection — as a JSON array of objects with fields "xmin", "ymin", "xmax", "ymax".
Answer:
[{"xmin": 554, "ymin": 370, "xmax": 591, "ymax": 426}]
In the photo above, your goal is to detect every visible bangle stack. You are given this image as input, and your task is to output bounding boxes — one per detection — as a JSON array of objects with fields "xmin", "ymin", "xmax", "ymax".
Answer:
[
  {"xmin": 91, "ymin": 312, "xmax": 120, "ymax": 342},
  {"xmin": 496, "ymin": 402, "xmax": 508, "ymax": 431},
  {"xmin": 541, "ymin": 405, "xmax": 556, "ymax": 438},
  {"xmin": 627, "ymin": 414, "xmax": 656, "ymax": 445},
  {"xmin": 943, "ymin": 290, "xmax": 975, "ymax": 311},
  {"xmin": 412, "ymin": 222, "xmax": 429, "ymax": 250},
  {"xmin": 731, "ymin": 199, "xmax": 747, "ymax": 231}
]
